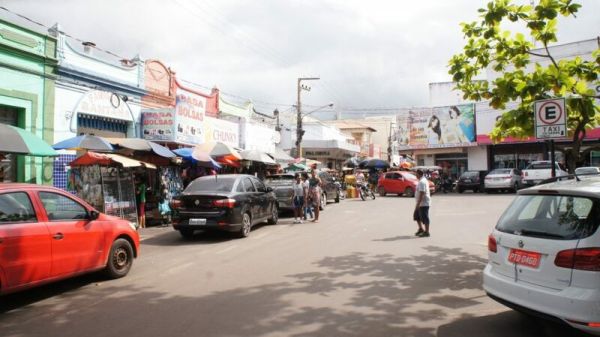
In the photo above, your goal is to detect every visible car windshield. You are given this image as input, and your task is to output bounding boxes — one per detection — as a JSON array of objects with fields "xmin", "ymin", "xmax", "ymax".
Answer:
[
  {"xmin": 185, "ymin": 176, "xmax": 237, "ymax": 193},
  {"xmin": 496, "ymin": 195, "xmax": 600, "ymax": 240},
  {"xmin": 490, "ymin": 169, "xmax": 511, "ymax": 175},
  {"xmin": 264, "ymin": 175, "xmax": 295, "ymax": 185},
  {"xmin": 462, "ymin": 171, "xmax": 479, "ymax": 177}
]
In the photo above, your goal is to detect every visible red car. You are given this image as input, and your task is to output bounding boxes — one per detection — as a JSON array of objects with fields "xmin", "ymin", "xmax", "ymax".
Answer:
[
  {"xmin": 0, "ymin": 183, "xmax": 139, "ymax": 294},
  {"xmin": 377, "ymin": 171, "xmax": 435, "ymax": 197}
]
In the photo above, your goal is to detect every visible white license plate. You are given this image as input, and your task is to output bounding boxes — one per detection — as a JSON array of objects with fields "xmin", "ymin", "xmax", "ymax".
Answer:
[
  {"xmin": 464, "ymin": 179, "xmax": 471, "ymax": 183},
  {"xmin": 189, "ymin": 218, "xmax": 207, "ymax": 225}
]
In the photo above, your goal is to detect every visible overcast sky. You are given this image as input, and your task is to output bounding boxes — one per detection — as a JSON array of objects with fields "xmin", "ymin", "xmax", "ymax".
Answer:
[{"xmin": 2, "ymin": 0, "xmax": 599, "ymax": 119}]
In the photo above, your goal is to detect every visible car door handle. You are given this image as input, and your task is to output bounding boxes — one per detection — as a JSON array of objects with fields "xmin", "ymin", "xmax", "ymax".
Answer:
[{"xmin": 53, "ymin": 233, "xmax": 64, "ymax": 240}]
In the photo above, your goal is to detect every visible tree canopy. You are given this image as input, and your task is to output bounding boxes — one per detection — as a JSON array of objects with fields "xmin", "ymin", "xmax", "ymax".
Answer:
[{"xmin": 448, "ymin": 0, "xmax": 600, "ymax": 170}]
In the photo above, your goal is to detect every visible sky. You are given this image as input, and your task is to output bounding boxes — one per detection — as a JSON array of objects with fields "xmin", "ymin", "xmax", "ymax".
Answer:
[{"xmin": 1, "ymin": 0, "xmax": 599, "ymax": 119}]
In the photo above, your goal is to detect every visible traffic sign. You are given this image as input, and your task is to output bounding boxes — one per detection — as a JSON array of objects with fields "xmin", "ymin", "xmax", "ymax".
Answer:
[{"xmin": 535, "ymin": 98, "xmax": 566, "ymax": 139}]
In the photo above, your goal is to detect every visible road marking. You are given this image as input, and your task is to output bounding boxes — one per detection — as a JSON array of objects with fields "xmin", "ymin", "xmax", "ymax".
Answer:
[{"xmin": 215, "ymin": 245, "xmax": 238, "ymax": 254}]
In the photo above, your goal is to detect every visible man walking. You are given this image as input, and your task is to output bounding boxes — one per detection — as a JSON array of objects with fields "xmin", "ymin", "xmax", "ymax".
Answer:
[{"xmin": 414, "ymin": 169, "xmax": 431, "ymax": 237}]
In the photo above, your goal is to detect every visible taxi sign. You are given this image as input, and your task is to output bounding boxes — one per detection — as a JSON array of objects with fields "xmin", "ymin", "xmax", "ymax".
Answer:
[{"xmin": 535, "ymin": 98, "xmax": 566, "ymax": 139}]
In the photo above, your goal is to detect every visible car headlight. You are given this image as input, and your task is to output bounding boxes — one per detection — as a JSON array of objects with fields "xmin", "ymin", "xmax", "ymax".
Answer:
[{"xmin": 129, "ymin": 222, "xmax": 138, "ymax": 231}]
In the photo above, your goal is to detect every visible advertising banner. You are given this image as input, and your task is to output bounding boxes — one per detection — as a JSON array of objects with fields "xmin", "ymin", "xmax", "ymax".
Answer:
[
  {"xmin": 174, "ymin": 88, "xmax": 206, "ymax": 145},
  {"xmin": 204, "ymin": 117, "xmax": 239, "ymax": 148},
  {"xmin": 396, "ymin": 103, "xmax": 476, "ymax": 150},
  {"xmin": 141, "ymin": 109, "xmax": 175, "ymax": 141}
]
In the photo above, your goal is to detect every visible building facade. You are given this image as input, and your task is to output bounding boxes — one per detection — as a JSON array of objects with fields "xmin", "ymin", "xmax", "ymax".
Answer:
[{"xmin": 0, "ymin": 18, "xmax": 57, "ymax": 184}]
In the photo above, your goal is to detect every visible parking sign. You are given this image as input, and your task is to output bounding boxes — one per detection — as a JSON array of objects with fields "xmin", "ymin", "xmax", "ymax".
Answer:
[{"xmin": 535, "ymin": 98, "xmax": 566, "ymax": 139}]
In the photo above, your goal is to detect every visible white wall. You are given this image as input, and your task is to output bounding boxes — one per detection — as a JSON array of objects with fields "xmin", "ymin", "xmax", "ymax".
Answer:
[{"xmin": 468, "ymin": 146, "xmax": 489, "ymax": 170}]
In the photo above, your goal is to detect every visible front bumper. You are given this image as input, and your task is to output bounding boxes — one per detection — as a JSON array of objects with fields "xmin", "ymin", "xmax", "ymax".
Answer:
[{"xmin": 483, "ymin": 263, "xmax": 600, "ymax": 335}]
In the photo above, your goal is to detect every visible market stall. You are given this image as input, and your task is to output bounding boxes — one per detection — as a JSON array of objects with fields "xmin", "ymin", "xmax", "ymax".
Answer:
[{"xmin": 68, "ymin": 151, "xmax": 156, "ymax": 226}]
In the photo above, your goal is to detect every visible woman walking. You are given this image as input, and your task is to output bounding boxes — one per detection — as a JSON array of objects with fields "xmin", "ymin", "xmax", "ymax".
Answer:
[{"xmin": 308, "ymin": 170, "xmax": 322, "ymax": 223}]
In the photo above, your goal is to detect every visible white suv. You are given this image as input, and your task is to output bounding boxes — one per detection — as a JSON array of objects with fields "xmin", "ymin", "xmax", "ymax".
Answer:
[{"xmin": 484, "ymin": 177, "xmax": 600, "ymax": 335}]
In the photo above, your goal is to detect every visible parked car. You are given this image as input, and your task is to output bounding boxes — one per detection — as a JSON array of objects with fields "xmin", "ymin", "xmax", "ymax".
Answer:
[
  {"xmin": 456, "ymin": 170, "xmax": 487, "ymax": 193},
  {"xmin": 171, "ymin": 174, "xmax": 278, "ymax": 239},
  {"xmin": 317, "ymin": 170, "xmax": 341, "ymax": 209},
  {"xmin": 0, "ymin": 183, "xmax": 139, "ymax": 295},
  {"xmin": 484, "ymin": 168, "xmax": 522, "ymax": 193},
  {"xmin": 377, "ymin": 171, "xmax": 435, "ymax": 197},
  {"xmin": 264, "ymin": 173, "xmax": 296, "ymax": 212},
  {"xmin": 575, "ymin": 166, "xmax": 600, "ymax": 178},
  {"xmin": 521, "ymin": 160, "xmax": 568, "ymax": 186},
  {"xmin": 484, "ymin": 178, "xmax": 600, "ymax": 335}
]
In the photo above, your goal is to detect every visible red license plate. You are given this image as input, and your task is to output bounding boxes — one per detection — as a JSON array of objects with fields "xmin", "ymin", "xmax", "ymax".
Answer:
[{"xmin": 508, "ymin": 249, "xmax": 541, "ymax": 268}]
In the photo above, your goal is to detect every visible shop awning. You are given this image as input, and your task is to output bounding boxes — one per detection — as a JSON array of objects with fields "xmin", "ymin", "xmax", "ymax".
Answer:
[
  {"xmin": 106, "ymin": 138, "xmax": 176, "ymax": 158},
  {"xmin": 268, "ymin": 148, "xmax": 294, "ymax": 162},
  {"xmin": 70, "ymin": 151, "xmax": 157, "ymax": 169}
]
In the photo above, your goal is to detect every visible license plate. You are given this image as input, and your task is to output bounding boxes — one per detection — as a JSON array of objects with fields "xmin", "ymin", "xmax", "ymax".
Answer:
[
  {"xmin": 508, "ymin": 249, "xmax": 541, "ymax": 268},
  {"xmin": 189, "ymin": 218, "xmax": 207, "ymax": 226},
  {"xmin": 464, "ymin": 179, "xmax": 471, "ymax": 183}
]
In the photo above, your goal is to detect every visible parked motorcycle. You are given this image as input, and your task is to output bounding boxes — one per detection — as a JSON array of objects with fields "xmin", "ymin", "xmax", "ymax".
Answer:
[
  {"xmin": 435, "ymin": 177, "xmax": 455, "ymax": 193},
  {"xmin": 357, "ymin": 182, "xmax": 376, "ymax": 201}
]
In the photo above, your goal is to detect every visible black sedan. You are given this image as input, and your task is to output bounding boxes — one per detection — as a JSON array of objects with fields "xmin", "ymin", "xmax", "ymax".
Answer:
[{"xmin": 171, "ymin": 174, "xmax": 278, "ymax": 239}]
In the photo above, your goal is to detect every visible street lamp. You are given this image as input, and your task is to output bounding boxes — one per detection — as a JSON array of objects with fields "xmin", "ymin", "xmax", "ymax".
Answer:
[{"xmin": 296, "ymin": 102, "xmax": 334, "ymax": 159}]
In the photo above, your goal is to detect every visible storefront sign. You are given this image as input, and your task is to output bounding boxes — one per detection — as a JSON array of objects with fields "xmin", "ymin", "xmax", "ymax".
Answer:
[
  {"xmin": 304, "ymin": 151, "xmax": 331, "ymax": 157},
  {"xmin": 78, "ymin": 90, "xmax": 132, "ymax": 121},
  {"xmin": 396, "ymin": 103, "xmax": 476, "ymax": 150},
  {"xmin": 142, "ymin": 109, "xmax": 174, "ymax": 141},
  {"xmin": 175, "ymin": 88, "xmax": 205, "ymax": 144},
  {"xmin": 204, "ymin": 117, "xmax": 239, "ymax": 148}
]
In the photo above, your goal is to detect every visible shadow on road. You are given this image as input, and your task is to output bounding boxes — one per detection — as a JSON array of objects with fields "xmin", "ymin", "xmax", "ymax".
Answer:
[
  {"xmin": 0, "ymin": 246, "xmax": 588, "ymax": 337},
  {"xmin": 373, "ymin": 235, "xmax": 421, "ymax": 241}
]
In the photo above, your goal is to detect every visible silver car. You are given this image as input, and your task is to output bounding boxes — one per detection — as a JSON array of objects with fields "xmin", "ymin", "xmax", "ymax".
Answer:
[
  {"xmin": 484, "ymin": 168, "xmax": 522, "ymax": 193},
  {"xmin": 575, "ymin": 166, "xmax": 600, "ymax": 179}
]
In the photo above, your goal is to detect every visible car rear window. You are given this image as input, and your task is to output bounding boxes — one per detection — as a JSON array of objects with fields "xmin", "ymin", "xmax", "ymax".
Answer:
[
  {"xmin": 462, "ymin": 171, "xmax": 480, "ymax": 177},
  {"xmin": 265, "ymin": 176, "xmax": 295, "ymax": 185},
  {"xmin": 526, "ymin": 162, "xmax": 551, "ymax": 170},
  {"xmin": 496, "ymin": 195, "xmax": 600, "ymax": 240},
  {"xmin": 185, "ymin": 176, "xmax": 237, "ymax": 193},
  {"xmin": 490, "ymin": 169, "xmax": 511, "ymax": 175}
]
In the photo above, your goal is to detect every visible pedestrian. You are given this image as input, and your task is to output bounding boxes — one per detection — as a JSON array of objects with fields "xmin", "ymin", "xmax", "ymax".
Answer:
[
  {"xmin": 302, "ymin": 172, "xmax": 313, "ymax": 220},
  {"xmin": 308, "ymin": 170, "xmax": 322, "ymax": 223},
  {"xmin": 413, "ymin": 169, "xmax": 431, "ymax": 237},
  {"xmin": 292, "ymin": 174, "xmax": 305, "ymax": 224},
  {"xmin": 135, "ymin": 175, "xmax": 147, "ymax": 229}
]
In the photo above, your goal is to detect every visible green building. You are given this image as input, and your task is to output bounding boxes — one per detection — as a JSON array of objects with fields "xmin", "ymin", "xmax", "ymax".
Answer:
[{"xmin": 0, "ymin": 19, "xmax": 57, "ymax": 184}]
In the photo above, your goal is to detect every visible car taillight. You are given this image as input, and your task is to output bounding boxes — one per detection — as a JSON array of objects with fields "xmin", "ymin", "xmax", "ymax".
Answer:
[
  {"xmin": 488, "ymin": 234, "xmax": 497, "ymax": 253},
  {"xmin": 501, "ymin": 175, "xmax": 511, "ymax": 179},
  {"xmin": 522, "ymin": 171, "xmax": 527, "ymax": 177},
  {"xmin": 213, "ymin": 199, "xmax": 236, "ymax": 208},
  {"xmin": 555, "ymin": 247, "xmax": 600, "ymax": 271},
  {"xmin": 170, "ymin": 199, "xmax": 182, "ymax": 209}
]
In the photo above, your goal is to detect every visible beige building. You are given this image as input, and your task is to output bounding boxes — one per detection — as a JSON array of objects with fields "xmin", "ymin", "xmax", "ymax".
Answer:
[{"xmin": 326, "ymin": 116, "xmax": 398, "ymax": 162}]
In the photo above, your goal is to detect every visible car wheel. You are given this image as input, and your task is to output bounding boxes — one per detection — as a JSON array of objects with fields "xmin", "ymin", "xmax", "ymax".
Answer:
[
  {"xmin": 267, "ymin": 204, "xmax": 278, "ymax": 224},
  {"xmin": 237, "ymin": 212, "xmax": 252, "ymax": 238},
  {"xmin": 104, "ymin": 238, "xmax": 134, "ymax": 279},
  {"xmin": 319, "ymin": 193, "xmax": 326, "ymax": 210},
  {"xmin": 179, "ymin": 229, "xmax": 194, "ymax": 239},
  {"xmin": 404, "ymin": 187, "xmax": 414, "ymax": 197},
  {"xmin": 378, "ymin": 187, "xmax": 386, "ymax": 196}
]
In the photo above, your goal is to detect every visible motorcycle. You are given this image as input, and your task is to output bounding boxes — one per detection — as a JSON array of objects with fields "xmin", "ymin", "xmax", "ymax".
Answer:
[
  {"xmin": 435, "ymin": 177, "xmax": 455, "ymax": 193},
  {"xmin": 357, "ymin": 182, "xmax": 376, "ymax": 201}
]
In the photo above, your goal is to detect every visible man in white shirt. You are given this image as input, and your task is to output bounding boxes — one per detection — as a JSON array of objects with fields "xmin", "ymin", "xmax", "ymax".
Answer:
[{"xmin": 413, "ymin": 169, "xmax": 431, "ymax": 237}]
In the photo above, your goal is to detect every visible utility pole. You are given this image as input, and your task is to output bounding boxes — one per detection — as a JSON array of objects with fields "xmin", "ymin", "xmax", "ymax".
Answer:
[{"xmin": 296, "ymin": 77, "xmax": 319, "ymax": 159}]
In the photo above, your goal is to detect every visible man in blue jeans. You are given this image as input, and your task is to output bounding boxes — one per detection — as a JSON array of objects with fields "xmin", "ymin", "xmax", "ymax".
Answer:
[{"xmin": 413, "ymin": 169, "xmax": 431, "ymax": 237}]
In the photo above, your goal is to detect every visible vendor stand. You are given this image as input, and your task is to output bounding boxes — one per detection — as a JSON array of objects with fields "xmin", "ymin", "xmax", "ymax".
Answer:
[{"xmin": 68, "ymin": 151, "xmax": 156, "ymax": 226}]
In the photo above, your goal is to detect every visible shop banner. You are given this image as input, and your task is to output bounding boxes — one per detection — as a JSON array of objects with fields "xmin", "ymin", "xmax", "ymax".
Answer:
[
  {"xmin": 78, "ymin": 90, "xmax": 132, "ymax": 121},
  {"xmin": 175, "ymin": 88, "xmax": 206, "ymax": 145},
  {"xmin": 396, "ymin": 103, "xmax": 476, "ymax": 150},
  {"xmin": 204, "ymin": 117, "xmax": 239, "ymax": 148},
  {"xmin": 141, "ymin": 109, "xmax": 175, "ymax": 141}
]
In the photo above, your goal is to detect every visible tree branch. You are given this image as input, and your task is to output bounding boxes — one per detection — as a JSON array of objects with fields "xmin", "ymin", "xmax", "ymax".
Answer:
[
  {"xmin": 543, "ymin": 42, "xmax": 560, "ymax": 70},
  {"xmin": 527, "ymin": 51, "xmax": 550, "ymax": 58}
]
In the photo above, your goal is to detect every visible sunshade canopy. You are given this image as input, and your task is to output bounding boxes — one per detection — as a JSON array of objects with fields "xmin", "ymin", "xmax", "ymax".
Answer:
[
  {"xmin": 106, "ymin": 138, "xmax": 176, "ymax": 158},
  {"xmin": 241, "ymin": 149, "xmax": 277, "ymax": 165},
  {"xmin": 70, "ymin": 151, "xmax": 156, "ymax": 169},
  {"xmin": 0, "ymin": 123, "xmax": 58, "ymax": 156},
  {"xmin": 53, "ymin": 135, "xmax": 114, "ymax": 151}
]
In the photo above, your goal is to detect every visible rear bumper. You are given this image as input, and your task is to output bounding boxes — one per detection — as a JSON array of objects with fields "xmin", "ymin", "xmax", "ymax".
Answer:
[
  {"xmin": 275, "ymin": 197, "xmax": 294, "ymax": 210},
  {"xmin": 484, "ymin": 181, "xmax": 513, "ymax": 189},
  {"xmin": 173, "ymin": 212, "xmax": 243, "ymax": 233},
  {"xmin": 483, "ymin": 264, "xmax": 600, "ymax": 335}
]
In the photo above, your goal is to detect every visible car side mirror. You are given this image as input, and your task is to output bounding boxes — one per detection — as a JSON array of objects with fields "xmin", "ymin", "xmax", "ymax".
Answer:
[
  {"xmin": 88, "ymin": 210, "xmax": 100, "ymax": 220},
  {"xmin": 265, "ymin": 186, "xmax": 273, "ymax": 193}
]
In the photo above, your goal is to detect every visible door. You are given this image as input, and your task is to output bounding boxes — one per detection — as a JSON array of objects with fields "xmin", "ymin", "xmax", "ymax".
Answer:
[
  {"xmin": 252, "ymin": 178, "xmax": 270, "ymax": 219},
  {"xmin": 0, "ymin": 191, "xmax": 51, "ymax": 289},
  {"xmin": 242, "ymin": 178, "xmax": 259, "ymax": 221},
  {"xmin": 38, "ymin": 191, "xmax": 105, "ymax": 277},
  {"xmin": 387, "ymin": 173, "xmax": 403, "ymax": 194}
]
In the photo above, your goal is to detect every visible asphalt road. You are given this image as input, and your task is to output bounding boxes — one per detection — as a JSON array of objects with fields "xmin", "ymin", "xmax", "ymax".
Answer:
[{"xmin": 0, "ymin": 192, "xmax": 593, "ymax": 337}]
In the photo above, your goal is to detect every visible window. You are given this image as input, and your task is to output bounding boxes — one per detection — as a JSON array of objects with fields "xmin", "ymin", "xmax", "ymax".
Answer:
[
  {"xmin": 0, "ymin": 192, "xmax": 37, "ymax": 224},
  {"xmin": 253, "ymin": 178, "xmax": 267, "ymax": 192},
  {"xmin": 389, "ymin": 173, "xmax": 401, "ymax": 180},
  {"xmin": 235, "ymin": 181, "xmax": 245, "ymax": 192},
  {"xmin": 243, "ymin": 178, "xmax": 256, "ymax": 192},
  {"xmin": 497, "ymin": 195, "xmax": 600, "ymax": 240},
  {"xmin": 185, "ymin": 176, "xmax": 237, "ymax": 192},
  {"xmin": 39, "ymin": 192, "xmax": 88, "ymax": 221}
]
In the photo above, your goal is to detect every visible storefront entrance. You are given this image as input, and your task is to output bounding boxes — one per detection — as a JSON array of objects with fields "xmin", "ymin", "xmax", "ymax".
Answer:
[
  {"xmin": 435, "ymin": 153, "xmax": 468, "ymax": 179},
  {"xmin": 0, "ymin": 105, "xmax": 19, "ymax": 182}
]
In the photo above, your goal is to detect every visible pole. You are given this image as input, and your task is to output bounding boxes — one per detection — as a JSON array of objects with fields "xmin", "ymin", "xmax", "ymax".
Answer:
[
  {"xmin": 550, "ymin": 139, "xmax": 556, "ymax": 178},
  {"xmin": 296, "ymin": 78, "xmax": 302, "ymax": 159}
]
